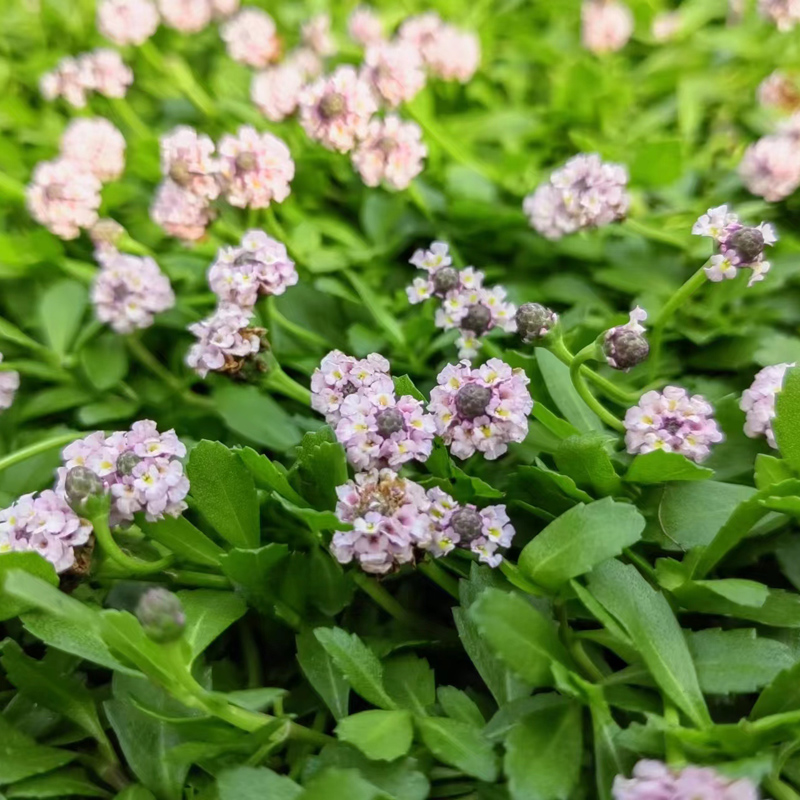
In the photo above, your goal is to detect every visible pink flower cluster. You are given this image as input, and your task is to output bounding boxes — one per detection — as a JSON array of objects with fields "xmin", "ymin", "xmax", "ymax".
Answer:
[
  {"xmin": 41, "ymin": 49, "xmax": 133, "ymax": 107},
  {"xmin": 757, "ymin": 71, "xmax": 800, "ymax": 111},
  {"xmin": 61, "ymin": 118, "xmax": 127, "ymax": 183},
  {"xmin": 429, "ymin": 359, "xmax": 533, "ymax": 460},
  {"xmin": 0, "ymin": 354, "xmax": 19, "ymax": 413},
  {"xmin": 208, "ymin": 229, "xmax": 297, "ymax": 307},
  {"xmin": 221, "ymin": 8, "xmax": 281, "ymax": 68},
  {"xmin": 311, "ymin": 350, "xmax": 391, "ymax": 423},
  {"xmin": 523, "ymin": 153, "xmax": 630, "ymax": 240},
  {"xmin": 92, "ymin": 249, "xmax": 175, "ymax": 333},
  {"xmin": 739, "ymin": 116, "xmax": 800, "ymax": 202},
  {"xmin": 349, "ymin": 6, "xmax": 383, "ymax": 46},
  {"xmin": 406, "ymin": 242, "xmax": 516, "ymax": 359},
  {"xmin": 363, "ymin": 40, "xmax": 426, "ymax": 107},
  {"xmin": 692, "ymin": 205, "xmax": 777, "ymax": 287},
  {"xmin": 97, "ymin": 0, "xmax": 160, "ymax": 45},
  {"xmin": 157, "ymin": 0, "xmax": 239, "ymax": 32},
  {"xmin": 624, "ymin": 387, "xmax": 723, "ymax": 463},
  {"xmin": 251, "ymin": 54, "xmax": 320, "ymax": 122},
  {"xmin": 758, "ymin": 0, "xmax": 800, "ymax": 31},
  {"xmin": 186, "ymin": 303, "xmax": 263, "ymax": 378},
  {"xmin": 741, "ymin": 362, "xmax": 795, "ymax": 449},
  {"xmin": 331, "ymin": 470, "xmax": 515, "ymax": 573},
  {"xmin": 613, "ymin": 760, "xmax": 757, "ymax": 800},
  {"xmin": 152, "ymin": 125, "xmax": 294, "ymax": 240},
  {"xmin": 352, "ymin": 115, "xmax": 427, "ymax": 190},
  {"xmin": 302, "ymin": 13, "xmax": 336, "ymax": 57},
  {"xmin": 58, "ymin": 421, "xmax": 189, "ymax": 526},
  {"xmin": 0, "ymin": 490, "xmax": 92, "ymax": 574},
  {"xmin": 581, "ymin": 0, "xmax": 634, "ymax": 54}
]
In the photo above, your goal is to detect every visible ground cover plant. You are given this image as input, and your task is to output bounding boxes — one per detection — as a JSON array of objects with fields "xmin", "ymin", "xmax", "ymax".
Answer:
[{"xmin": 4, "ymin": 0, "xmax": 800, "ymax": 797}]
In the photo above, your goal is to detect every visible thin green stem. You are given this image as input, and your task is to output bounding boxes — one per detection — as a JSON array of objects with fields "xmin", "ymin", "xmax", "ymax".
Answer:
[
  {"xmin": 239, "ymin": 622, "xmax": 262, "ymax": 690},
  {"xmin": 499, "ymin": 561, "xmax": 544, "ymax": 596},
  {"xmin": 261, "ymin": 365, "xmax": 312, "ymax": 406},
  {"xmin": 569, "ymin": 345, "xmax": 625, "ymax": 432},
  {"xmin": 663, "ymin": 701, "xmax": 684, "ymax": 767},
  {"xmin": 649, "ymin": 267, "xmax": 707, "ymax": 380},
  {"xmin": 557, "ymin": 603, "xmax": 604, "ymax": 683},
  {"xmin": 0, "ymin": 432, "xmax": 79, "ymax": 474},
  {"xmin": 106, "ymin": 98, "xmax": 151, "ymax": 141},
  {"xmin": 419, "ymin": 560, "xmax": 460, "ymax": 600},
  {"xmin": 267, "ymin": 297, "xmax": 329, "ymax": 349},
  {"xmin": 164, "ymin": 570, "xmax": 232, "ymax": 589},
  {"xmin": 764, "ymin": 777, "xmax": 800, "ymax": 800},
  {"xmin": 91, "ymin": 512, "xmax": 174, "ymax": 575}
]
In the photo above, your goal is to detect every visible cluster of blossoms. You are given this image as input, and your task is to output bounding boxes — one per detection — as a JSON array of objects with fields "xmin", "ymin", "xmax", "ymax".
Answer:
[
  {"xmin": 692, "ymin": 205, "xmax": 777, "ymax": 287},
  {"xmin": 523, "ymin": 153, "xmax": 630, "ymax": 240},
  {"xmin": 739, "ymin": 114, "xmax": 800, "ymax": 201},
  {"xmin": 186, "ymin": 303, "xmax": 264, "ymax": 378},
  {"xmin": 429, "ymin": 359, "xmax": 533, "ymax": 461},
  {"xmin": 624, "ymin": 387, "xmax": 724, "ymax": 463},
  {"xmin": 757, "ymin": 71, "xmax": 800, "ymax": 112},
  {"xmin": 91, "ymin": 248, "xmax": 175, "ymax": 334},
  {"xmin": 27, "ymin": 117, "xmax": 125, "ymax": 240},
  {"xmin": 58, "ymin": 421, "xmax": 189, "ymax": 527},
  {"xmin": 221, "ymin": 8, "xmax": 281, "ymax": 68},
  {"xmin": 41, "ymin": 49, "xmax": 132, "ymax": 107},
  {"xmin": 152, "ymin": 125, "xmax": 294, "ymax": 241},
  {"xmin": 0, "ymin": 354, "xmax": 19, "ymax": 414},
  {"xmin": 758, "ymin": 0, "xmax": 800, "ymax": 31},
  {"xmin": 331, "ymin": 470, "xmax": 515, "ymax": 573},
  {"xmin": 741, "ymin": 362, "xmax": 795, "ymax": 449},
  {"xmin": 604, "ymin": 307, "xmax": 649, "ymax": 371},
  {"xmin": 351, "ymin": 115, "xmax": 428, "ymax": 190},
  {"xmin": 97, "ymin": 0, "xmax": 239, "ymax": 44},
  {"xmin": 311, "ymin": 351, "xmax": 435, "ymax": 471},
  {"xmin": 581, "ymin": 0, "xmax": 634, "ymax": 54},
  {"xmin": 406, "ymin": 242, "xmax": 517, "ymax": 359},
  {"xmin": 0, "ymin": 491, "xmax": 92, "ymax": 574},
  {"xmin": 613, "ymin": 760, "xmax": 757, "ymax": 800}
]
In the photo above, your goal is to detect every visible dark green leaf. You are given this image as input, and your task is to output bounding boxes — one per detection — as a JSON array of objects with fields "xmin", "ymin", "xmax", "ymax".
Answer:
[
  {"xmin": 6, "ymin": 767, "xmax": 109, "ymax": 798},
  {"xmin": 177, "ymin": 589, "xmax": 247, "ymax": 659},
  {"xmin": 554, "ymin": 434, "xmax": 622, "ymax": 496},
  {"xmin": 219, "ymin": 544, "xmax": 289, "ymax": 614},
  {"xmin": 535, "ymin": 348, "xmax": 602, "ymax": 432},
  {"xmin": 215, "ymin": 385, "xmax": 302, "ymax": 452},
  {"xmin": 236, "ymin": 447, "xmax": 308, "ymax": 506},
  {"xmin": 296, "ymin": 630, "xmax": 350, "ymax": 720},
  {"xmin": 774, "ymin": 366, "xmax": 800, "ymax": 473},
  {"xmin": 39, "ymin": 280, "xmax": 86, "ymax": 356},
  {"xmin": 138, "ymin": 515, "xmax": 225, "ymax": 568},
  {"xmin": 383, "ymin": 653, "xmax": 435, "ymax": 714}
]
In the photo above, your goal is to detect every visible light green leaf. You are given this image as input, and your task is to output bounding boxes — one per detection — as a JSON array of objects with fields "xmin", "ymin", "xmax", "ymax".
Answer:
[
  {"xmin": 219, "ymin": 544, "xmax": 289, "ymax": 614},
  {"xmin": 217, "ymin": 766, "xmax": 302, "ymax": 800},
  {"xmin": 554, "ymin": 433, "xmax": 621, "ymax": 495},
  {"xmin": 0, "ymin": 553, "xmax": 59, "ymax": 621},
  {"xmin": 80, "ymin": 333, "xmax": 128, "ymax": 391},
  {"xmin": 6, "ymin": 767, "xmax": 110, "ymax": 798},
  {"xmin": 236, "ymin": 447, "xmax": 308, "ymax": 506},
  {"xmin": 138, "ymin": 515, "xmax": 225, "ymax": 568},
  {"xmin": 383, "ymin": 653, "xmax": 435, "ymax": 715},
  {"xmin": 624, "ymin": 451, "xmax": 713, "ymax": 484},
  {"xmin": 336, "ymin": 710, "xmax": 414, "ymax": 761},
  {"xmin": 535, "ymin": 348, "xmax": 602, "ymax": 432},
  {"xmin": 177, "ymin": 590, "xmax": 247, "ymax": 659},
  {"xmin": 39, "ymin": 280, "xmax": 87, "ymax": 356},
  {"xmin": 300, "ymin": 768, "xmax": 379, "ymax": 800},
  {"xmin": 437, "ymin": 686, "xmax": 484, "ymax": 728},
  {"xmin": 774, "ymin": 366, "xmax": 800, "ymax": 473},
  {"xmin": 416, "ymin": 716, "xmax": 498, "ymax": 782}
]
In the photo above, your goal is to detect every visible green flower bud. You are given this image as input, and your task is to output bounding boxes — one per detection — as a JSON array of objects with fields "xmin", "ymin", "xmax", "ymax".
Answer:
[{"xmin": 136, "ymin": 588, "xmax": 186, "ymax": 644}]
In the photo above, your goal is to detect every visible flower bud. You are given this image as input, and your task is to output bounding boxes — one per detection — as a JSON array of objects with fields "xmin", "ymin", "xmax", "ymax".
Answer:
[
  {"xmin": 455, "ymin": 384, "xmax": 492, "ymax": 419},
  {"xmin": 515, "ymin": 302, "xmax": 558, "ymax": 344},
  {"xmin": 136, "ymin": 588, "xmax": 186, "ymax": 644},
  {"xmin": 375, "ymin": 407, "xmax": 405, "ymax": 436},
  {"xmin": 451, "ymin": 507, "xmax": 483, "ymax": 543},
  {"xmin": 730, "ymin": 226, "xmax": 765, "ymax": 263},
  {"xmin": 460, "ymin": 304, "xmax": 492, "ymax": 335},
  {"xmin": 603, "ymin": 328, "xmax": 650, "ymax": 371},
  {"xmin": 89, "ymin": 218, "xmax": 125, "ymax": 250},
  {"xmin": 64, "ymin": 467, "xmax": 104, "ymax": 512},
  {"xmin": 116, "ymin": 451, "xmax": 142, "ymax": 476},
  {"xmin": 432, "ymin": 267, "xmax": 459, "ymax": 296}
]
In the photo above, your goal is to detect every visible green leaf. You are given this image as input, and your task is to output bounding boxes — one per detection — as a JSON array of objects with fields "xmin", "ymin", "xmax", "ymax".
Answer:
[
  {"xmin": 39, "ymin": 280, "xmax": 87, "ymax": 356},
  {"xmin": 273, "ymin": 494, "xmax": 342, "ymax": 533},
  {"xmin": 504, "ymin": 701, "xmax": 583, "ymax": 800},
  {"xmin": 296, "ymin": 630, "xmax": 350, "ymax": 720},
  {"xmin": 217, "ymin": 766, "xmax": 302, "ymax": 800},
  {"xmin": 624, "ymin": 451, "xmax": 713, "ymax": 484},
  {"xmin": 6, "ymin": 767, "xmax": 110, "ymax": 798},
  {"xmin": 437, "ymin": 686, "xmax": 484, "ymax": 728},
  {"xmin": 186, "ymin": 440, "xmax": 260, "ymax": 549},
  {"xmin": 469, "ymin": 589, "xmax": 570, "ymax": 687},
  {"xmin": 519, "ymin": 498, "xmax": 645, "ymax": 590},
  {"xmin": 80, "ymin": 333, "xmax": 128, "ymax": 391},
  {"xmin": 336, "ymin": 710, "xmax": 414, "ymax": 761},
  {"xmin": 289, "ymin": 430, "xmax": 348, "ymax": 511},
  {"xmin": 383, "ymin": 653, "xmax": 435, "ymax": 714},
  {"xmin": 177, "ymin": 589, "xmax": 247, "ymax": 659},
  {"xmin": 587, "ymin": 560, "xmax": 711, "ymax": 727},
  {"xmin": 300, "ymin": 768, "xmax": 380, "ymax": 800},
  {"xmin": 215, "ymin": 385, "xmax": 302, "ymax": 452},
  {"xmin": 774, "ymin": 366, "xmax": 800, "ymax": 473},
  {"xmin": 0, "ymin": 717, "xmax": 75, "ymax": 784},
  {"xmin": 754, "ymin": 454, "xmax": 795, "ymax": 490},
  {"xmin": 535, "ymin": 348, "xmax": 602, "ymax": 432},
  {"xmin": 554, "ymin": 434, "xmax": 621, "ymax": 496},
  {"xmin": 137, "ymin": 515, "xmax": 225, "ymax": 568},
  {"xmin": 225, "ymin": 687, "xmax": 287, "ymax": 712},
  {"xmin": 0, "ymin": 553, "xmax": 58, "ymax": 621},
  {"xmin": 753, "ymin": 658, "xmax": 800, "ymax": 718},
  {"xmin": 346, "ymin": 270, "xmax": 405, "ymax": 348},
  {"xmin": 314, "ymin": 627, "xmax": 397, "ymax": 710},
  {"xmin": 2, "ymin": 570, "xmax": 97, "ymax": 629},
  {"xmin": 416, "ymin": 716, "xmax": 498, "ymax": 782},
  {"xmin": 219, "ymin": 544, "xmax": 289, "ymax": 614},
  {"xmin": 687, "ymin": 629, "xmax": 795, "ymax": 695},
  {"xmin": 393, "ymin": 375, "xmax": 425, "ymax": 402},
  {"xmin": 113, "ymin": 787, "xmax": 156, "ymax": 800},
  {"xmin": 237, "ymin": 447, "xmax": 308, "ymax": 506}
]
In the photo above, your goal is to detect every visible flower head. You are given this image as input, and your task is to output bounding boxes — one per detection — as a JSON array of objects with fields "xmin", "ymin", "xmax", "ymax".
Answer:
[
  {"xmin": 208, "ymin": 229, "xmax": 297, "ymax": 307},
  {"xmin": 516, "ymin": 302, "xmax": 559, "ymax": 344},
  {"xmin": 424, "ymin": 25, "xmax": 481, "ymax": 82},
  {"xmin": 61, "ymin": 117, "xmax": 126, "ymax": 183},
  {"xmin": 612, "ymin": 760, "xmax": 758, "ymax": 800},
  {"xmin": 212, "ymin": 0, "xmax": 239, "ymax": 17},
  {"xmin": 299, "ymin": 65, "xmax": 379, "ymax": 153},
  {"xmin": 582, "ymin": 0, "xmax": 634, "ymax": 53},
  {"xmin": 151, "ymin": 179, "xmax": 213, "ymax": 241},
  {"xmin": 759, "ymin": 0, "xmax": 800, "ymax": 30},
  {"xmin": 186, "ymin": 303, "xmax": 264, "ymax": 378},
  {"xmin": 363, "ymin": 41, "xmax": 426, "ymax": 107},
  {"xmin": 41, "ymin": 50, "xmax": 133, "ymax": 107},
  {"xmin": 604, "ymin": 306, "xmax": 649, "ymax": 370},
  {"xmin": 410, "ymin": 241, "xmax": 452, "ymax": 272},
  {"xmin": 429, "ymin": 359, "xmax": 532, "ymax": 460},
  {"xmin": 524, "ymin": 153, "xmax": 630, "ymax": 239},
  {"xmin": 302, "ymin": 13, "xmax": 336, "ymax": 57},
  {"xmin": 157, "ymin": 0, "xmax": 213, "ymax": 32},
  {"xmin": 0, "ymin": 354, "xmax": 19, "ymax": 413},
  {"xmin": 739, "ymin": 133, "xmax": 800, "ymax": 202},
  {"xmin": 217, "ymin": 126, "xmax": 294, "ymax": 208},
  {"xmin": 625, "ymin": 387, "xmax": 723, "ymax": 463},
  {"xmin": 92, "ymin": 250, "xmax": 175, "ymax": 334},
  {"xmin": 251, "ymin": 62, "xmax": 307, "ymax": 122},
  {"xmin": 97, "ymin": 0, "xmax": 160, "ymax": 45},
  {"xmin": 0, "ymin": 490, "xmax": 92, "ymax": 574},
  {"xmin": 88, "ymin": 49, "xmax": 135, "ymax": 98},
  {"xmin": 311, "ymin": 350, "xmax": 391, "ymax": 424},
  {"xmin": 349, "ymin": 6, "xmax": 384, "ymax": 46},
  {"xmin": 758, "ymin": 71, "xmax": 800, "ymax": 111},
  {"xmin": 27, "ymin": 158, "xmax": 102, "ymax": 240},
  {"xmin": 160, "ymin": 126, "xmax": 220, "ymax": 200},
  {"xmin": 741, "ymin": 363, "xmax": 795, "ymax": 449},
  {"xmin": 221, "ymin": 8, "xmax": 281, "ymax": 68},
  {"xmin": 352, "ymin": 115, "xmax": 427, "ymax": 190}
]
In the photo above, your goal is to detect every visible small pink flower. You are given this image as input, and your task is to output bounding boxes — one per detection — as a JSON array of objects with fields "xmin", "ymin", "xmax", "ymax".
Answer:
[
  {"xmin": 739, "ymin": 134, "xmax": 800, "ymax": 202},
  {"xmin": 758, "ymin": 71, "xmax": 800, "ymax": 111},
  {"xmin": 97, "ymin": 0, "xmax": 160, "ymax": 45},
  {"xmin": 741, "ymin": 363, "xmax": 795, "ymax": 449},
  {"xmin": 160, "ymin": 126, "xmax": 220, "ymax": 200},
  {"xmin": 311, "ymin": 350, "xmax": 391, "ymax": 423},
  {"xmin": 157, "ymin": 0, "xmax": 213, "ymax": 32},
  {"xmin": 211, "ymin": 0, "xmax": 238, "ymax": 17},
  {"xmin": 302, "ymin": 13, "xmax": 336, "ymax": 57},
  {"xmin": 217, "ymin": 125, "xmax": 294, "ymax": 208},
  {"xmin": 759, "ymin": 0, "xmax": 800, "ymax": 31},
  {"xmin": 40, "ymin": 50, "xmax": 132, "ymax": 107},
  {"xmin": 0, "ymin": 354, "xmax": 19, "ymax": 413},
  {"xmin": 424, "ymin": 25, "xmax": 480, "ymax": 83},
  {"xmin": 398, "ymin": 12, "xmax": 445, "ymax": 56},
  {"xmin": 581, "ymin": 0, "xmax": 634, "ymax": 54},
  {"xmin": 186, "ymin": 303, "xmax": 262, "ymax": 378},
  {"xmin": 363, "ymin": 41, "xmax": 426, "ymax": 107},
  {"xmin": 150, "ymin": 179, "xmax": 212, "ymax": 241},
  {"xmin": 27, "ymin": 158, "xmax": 102, "ymax": 240},
  {"xmin": 352, "ymin": 115, "xmax": 427, "ymax": 190},
  {"xmin": 251, "ymin": 62, "xmax": 307, "ymax": 122},
  {"xmin": 349, "ymin": 6, "xmax": 384, "ymax": 46},
  {"xmin": 61, "ymin": 118, "xmax": 126, "ymax": 183},
  {"xmin": 612, "ymin": 760, "xmax": 758, "ymax": 800},
  {"xmin": 221, "ymin": 8, "xmax": 281, "ymax": 68},
  {"xmin": 89, "ymin": 49, "xmax": 135, "ymax": 98},
  {"xmin": 299, "ymin": 65, "xmax": 379, "ymax": 153}
]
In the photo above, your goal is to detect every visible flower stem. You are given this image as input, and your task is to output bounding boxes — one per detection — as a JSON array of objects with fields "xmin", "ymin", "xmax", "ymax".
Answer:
[
  {"xmin": 90, "ymin": 512, "xmax": 174, "ymax": 575},
  {"xmin": 569, "ymin": 344, "xmax": 625, "ymax": 432},
  {"xmin": 261, "ymin": 364, "xmax": 311, "ymax": 406},
  {"xmin": 267, "ymin": 297, "xmax": 329, "ymax": 349},
  {"xmin": 663, "ymin": 701, "xmax": 684, "ymax": 767},
  {"xmin": 0, "ymin": 431, "xmax": 80, "ymax": 474},
  {"xmin": 765, "ymin": 777, "xmax": 800, "ymax": 800},
  {"xmin": 419, "ymin": 560, "xmax": 460, "ymax": 600},
  {"xmin": 164, "ymin": 570, "xmax": 232, "ymax": 589},
  {"xmin": 649, "ymin": 267, "xmax": 707, "ymax": 380}
]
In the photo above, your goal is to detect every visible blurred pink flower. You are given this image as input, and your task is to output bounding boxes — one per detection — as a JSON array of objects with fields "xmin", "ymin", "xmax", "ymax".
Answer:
[
  {"xmin": 581, "ymin": 0, "xmax": 634, "ymax": 54},
  {"xmin": 151, "ymin": 179, "xmax": 213, "ymax": 241},
  {"xmin": 352, "ymin": 115, "xmax": 427, "ymax": 190},
  {"xmin": 221, "ymin": 8, "xmax": 281, "ymax": 68},
  {"xmin": 97, "ymin": 0, "xmax": 160, "ymax": 45},
  {"xmin": 61, "ymin": 117, "xmax": 126, "ymax": 183}
]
